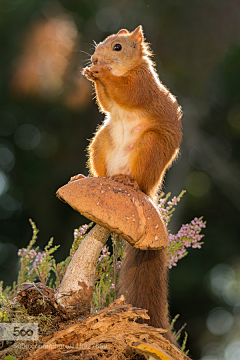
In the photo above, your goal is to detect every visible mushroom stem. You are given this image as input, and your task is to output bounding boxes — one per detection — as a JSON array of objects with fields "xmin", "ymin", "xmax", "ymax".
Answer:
[{"xmin": 54, "ymin": 224, "xmax": 111, "ymax": 318}]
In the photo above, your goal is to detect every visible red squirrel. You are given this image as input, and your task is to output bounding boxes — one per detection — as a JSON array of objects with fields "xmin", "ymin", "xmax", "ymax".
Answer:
[{"xmin": 82, "ymin": 26, "xmax": 182, "ymax": 343}]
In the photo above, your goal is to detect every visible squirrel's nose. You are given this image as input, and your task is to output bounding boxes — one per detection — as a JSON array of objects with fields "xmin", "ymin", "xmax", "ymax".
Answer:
[{"xmin": 91, "ymin": 55, "xmax": 98, "ymax": 65}]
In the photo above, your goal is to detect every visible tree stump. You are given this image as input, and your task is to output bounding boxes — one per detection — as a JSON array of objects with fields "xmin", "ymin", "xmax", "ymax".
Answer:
[{"xmin": 21, "ymin": 297, "xmax": 190, "ymax": 360}]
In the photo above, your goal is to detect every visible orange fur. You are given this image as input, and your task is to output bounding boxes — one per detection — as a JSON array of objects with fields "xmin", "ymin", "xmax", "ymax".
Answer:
[
  {"xmin": 87, "ymin": 124, "xmax": 112, "ymax": 177},
  {"xmin": 84, "ymin": 26, "xmax": 182, "ymax": 343}
]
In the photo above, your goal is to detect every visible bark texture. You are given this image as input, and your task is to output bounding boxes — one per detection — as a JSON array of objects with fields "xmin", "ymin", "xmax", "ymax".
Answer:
[{"xmin": 22, "ymin": 297, "xmax": 190, "ymax": 360}]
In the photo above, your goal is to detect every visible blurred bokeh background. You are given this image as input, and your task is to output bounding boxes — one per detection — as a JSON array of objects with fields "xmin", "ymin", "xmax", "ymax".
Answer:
[{"xmin": 0, "ymin": 0, "xmax": 240, "ymax": 358}]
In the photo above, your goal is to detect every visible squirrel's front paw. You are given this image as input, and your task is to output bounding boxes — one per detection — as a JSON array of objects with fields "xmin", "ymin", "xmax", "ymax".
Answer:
[
  {"xmin": 82, "ymin": 67, "xmax": 96, "ymax": 81},
  {"xmin": 89, "ymin": 65, "xmax": 110, "ymax": 78}
]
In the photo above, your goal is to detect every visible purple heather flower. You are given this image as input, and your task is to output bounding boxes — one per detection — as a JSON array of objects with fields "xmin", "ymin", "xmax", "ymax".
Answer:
[
  {"xmin": 74, "ymin": 224, "xmax": 89, "ymax": 239},
  {"xmin": 102, "ymin": 246, "xmax": 108, "ymax": 255},
  {"xmin": 167, "ymin": 217, "xmax": 206, "ymax": 268}
]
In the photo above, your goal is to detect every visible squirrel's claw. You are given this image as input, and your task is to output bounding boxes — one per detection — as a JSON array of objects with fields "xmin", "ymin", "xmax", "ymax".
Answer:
[
  {"xmin": 82, "ymin": 67, "xmax": 96, "ymax": 81},
  {"xmin": 110, "ymin": 174, "xmax": 140, "ymax": 191}
]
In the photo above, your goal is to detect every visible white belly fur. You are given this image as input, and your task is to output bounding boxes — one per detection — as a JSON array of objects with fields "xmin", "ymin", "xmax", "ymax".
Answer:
[{"xmin": 105, "ymin": 104, "xmax": 146, "ymax": 176}]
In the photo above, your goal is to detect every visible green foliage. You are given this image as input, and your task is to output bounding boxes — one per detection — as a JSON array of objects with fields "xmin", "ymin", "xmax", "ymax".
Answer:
[
  {"xmin": 17, "ymin": 219, "xmax": 39, "ymax": 288},
  {"xmin": 170, "ymin": 313, "xmax": 179, "ymax": 331},
  {"xmin": 36, "ymin": 238, "xmax": 60, "ymax": 286},
  {"xmin": 0, "ymin": 286, "xmax": 10, "ymax": 322},
  {"xmin": 16, "ymin": 220, "xmax": 94, "ymax": 291},
  {"xmin": 92, "ymin": 234, "xmax": 124, "ymax": 311},
  {"xmin": 181, "ymin": 332, "xmax": 189, "ymax": 355},
  {"xmin": 170, "ymin": 315, "xmax": 189, "ymax": 355},
  {"xmin": 17, "ymin": 219, "xmax": 59, "ymax": 289}
]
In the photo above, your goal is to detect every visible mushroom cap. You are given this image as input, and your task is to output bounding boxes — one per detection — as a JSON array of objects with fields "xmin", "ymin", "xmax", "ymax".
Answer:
[{"xmin": 56, "ymin": 177, "xmax": 168, "ymax": 250}]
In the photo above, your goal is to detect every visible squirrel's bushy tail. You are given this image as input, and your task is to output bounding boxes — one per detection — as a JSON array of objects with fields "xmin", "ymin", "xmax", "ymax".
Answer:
[{"xmin": 118, "ymin": 244, "xmax": 175, "ymax": 344}]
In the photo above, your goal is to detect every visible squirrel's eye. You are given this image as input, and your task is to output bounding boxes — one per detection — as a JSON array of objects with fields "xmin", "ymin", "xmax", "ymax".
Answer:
[{"xmin": 113, "ymin": 44, "xmax": 122, "ymax": 51}]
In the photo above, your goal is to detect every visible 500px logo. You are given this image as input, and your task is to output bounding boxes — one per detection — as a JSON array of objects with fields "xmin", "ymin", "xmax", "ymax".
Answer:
[{"xmin": 0, "ymin": 323, "xmax": 38, "ymax": 341}]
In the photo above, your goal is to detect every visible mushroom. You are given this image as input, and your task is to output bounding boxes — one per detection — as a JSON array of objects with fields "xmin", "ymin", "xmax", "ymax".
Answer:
[{"xmin": 54, "ymin": 176, "xmax": 168, "ymax": 318}]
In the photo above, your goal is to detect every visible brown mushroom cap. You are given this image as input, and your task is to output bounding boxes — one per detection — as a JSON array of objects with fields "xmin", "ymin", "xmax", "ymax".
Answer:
[{"xmin": 56, "ymin": 177, "xmax": 168, "ymax": 250}]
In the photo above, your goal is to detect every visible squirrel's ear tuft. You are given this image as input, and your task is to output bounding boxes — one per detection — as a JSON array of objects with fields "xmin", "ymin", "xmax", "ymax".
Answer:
[
  {"xmin": 117, "ymin": 29, "xmax": 129, "ymax": 35},
  {"xmin": 130, "ymin": 25, "xmax": 143, "ymax": 43}
]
